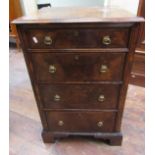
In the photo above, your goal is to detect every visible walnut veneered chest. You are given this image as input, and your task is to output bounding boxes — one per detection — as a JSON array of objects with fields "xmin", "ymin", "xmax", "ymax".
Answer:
[{"xmin": 14, "ymin": 7, "xmax": 144, "ymax": 145}]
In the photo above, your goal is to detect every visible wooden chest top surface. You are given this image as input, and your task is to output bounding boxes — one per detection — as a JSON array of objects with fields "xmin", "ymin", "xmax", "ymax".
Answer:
[{"xmin": 13, "ymin": 7, "xmax": 144, "ymax": 24}]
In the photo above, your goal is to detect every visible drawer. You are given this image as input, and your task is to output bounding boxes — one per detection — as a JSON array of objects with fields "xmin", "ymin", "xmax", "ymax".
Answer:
[
  {"xmin": 39, "ymin": 84, "xmax": 120, "ymax": 109},
  {"xmin": 24, "ymin": 28, "xmax": 129, "ymax": 49},
  {"xmin": 30, "ymin": 52, "xmax": 125, "ymax": 83},
  {"xmin": 131, "ymin": 52, "xmax": 145, "ymax": 75},
  {"xmin": 46, "ymin": 111, "xmax": 116, "ymax": 132}
]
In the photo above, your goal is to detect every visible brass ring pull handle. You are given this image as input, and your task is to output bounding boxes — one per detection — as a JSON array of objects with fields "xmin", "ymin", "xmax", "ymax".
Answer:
[
  {"xmin": 54, "ymin": 94, "xmax": 60, "ymax": 101},
  {"xmin": 97, "ymin": 121, "xmax": 104, "ymax": 127},
  {"xmin": 49, "ymin": 65, "xmax": 56, "ymax": 74},
  {"xmin": 44, "ymin": 36, "xmax": 52, "ymax": 45},
  {"xmin": 102, "ymin": 36, "xmax": 111, "ymax": 45},
  {"xmin": 58, "ymin": 120, "xmax": 64, "ymax": 126},
  {"xmin": 98, "ymin": 95, "xmax": 105, "ymax": 102},
  {"xmin": 100, "ymin": 65, "xmax": 108, "ymax": 73}
]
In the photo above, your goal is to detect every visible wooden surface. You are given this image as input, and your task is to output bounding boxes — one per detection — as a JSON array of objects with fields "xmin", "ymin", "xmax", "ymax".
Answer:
[
  {"xmin": 13, "ymin": 7, "xmax": 144, "ymax": 24},
  {"xmin": 136, "ymin": 0, "xmax": 145, "ymax": 50},
  {"xmin": 14, "ymin": 7, "xmax": 143, "ymax": 145},
  {"xmin": 22, "ymin": 26, "xmax": 129, "ymax": 49},
  {"xmin": 9, "ymin": 0, "xmax": 23, "ymax": 32},
  {"xmin": 30, "ymin": 52, "xmax": 125, "ymax": 83},
  {"xmin": 10, "ymin": 48, "xmax": 145, "ymax": 154},
  {"xmin": 9, "ymin": 0, "xmax": 23, "ymax": 48},
  {"xmin": 114, "ymin": 24, "xmax": 140, "ymax": 132},
  {"xmin": 15, "ymin": 13, "xmax": 142, "ymax": 145},
  {"xmin": 130, "ymin": 51, "xmax": 145, "ymax": 87},
  {"xmin": 46, "ymin": 111, "xmax": 116, "ymax": 132},
  {"xmin": 39, "ymin": 84, "xmax": 120, "ymax": 109},
  {"xmin": 129, "ymin": 0, "xmax": 145, "ymax": 87}
]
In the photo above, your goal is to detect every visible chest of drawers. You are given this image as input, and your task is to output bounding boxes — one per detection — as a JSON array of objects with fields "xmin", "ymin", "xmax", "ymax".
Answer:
[{"xmin": 14, "ymin": 7, "xmax": 144, "ymax": 146}]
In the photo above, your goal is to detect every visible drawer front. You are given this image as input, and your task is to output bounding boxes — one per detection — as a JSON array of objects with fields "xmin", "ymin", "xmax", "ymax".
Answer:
[
  {"xmin": 30, "ymin": 52, "xmax": 125, "ymax": 83},
  {"xmin": 39, "ymin": 84, "xmax": 120, "ymax": 109},
  {"xmin": 46, "ymin": 111, "xmax": 116, "ymax": 132},
  {"xmin": 25, "ymin": 28, "xmax": 129, "ymax": 49}
]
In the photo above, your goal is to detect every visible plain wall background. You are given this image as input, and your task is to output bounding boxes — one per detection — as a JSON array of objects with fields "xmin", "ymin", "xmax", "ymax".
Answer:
[
  {"xmin": 37, "ymin": 0, "xmax": 105, "ymax": 7},
  {"xmin": 20, "ymin": 0, "xmax": 140, "ymax": 15},
  {"xmin": 110, "ymin": 0, "xmax": 139, "ymax": 14}
]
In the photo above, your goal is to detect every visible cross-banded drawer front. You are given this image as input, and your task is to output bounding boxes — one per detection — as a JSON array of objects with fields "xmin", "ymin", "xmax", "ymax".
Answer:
[
  {"xmin": 24, "ymin": 28, "xmax": 129, "ymax": 49},
  {"xmin": 30, "ymin": 52, "xmax": 125, "ymax": 83},
  {"xmin": 46, "ymin": 111, "xmax": 116, "ymax": 132},
  {"xmin": 39, "ymin": 84, "xmax": 120, "ymax": 109}
]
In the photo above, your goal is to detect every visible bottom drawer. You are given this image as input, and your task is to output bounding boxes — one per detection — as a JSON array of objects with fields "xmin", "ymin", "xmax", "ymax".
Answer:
[{"xmin": 46, "ymin": 111, "xmax": 116, "ymax": 132}]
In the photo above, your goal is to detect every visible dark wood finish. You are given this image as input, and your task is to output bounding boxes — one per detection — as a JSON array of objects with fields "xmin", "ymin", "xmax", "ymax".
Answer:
[
  {"xmin": 130, "ymin": 73, "xmax": 145, "ymax": 86},
  {"xmin": 115, "ymin": 24, "xmax": 141, "ymax": 132},
  {"xmin": 30, "ymin": 52, "xmax": 126, "ymax": 83},
  {"xmin": 46, "ymin": 111, "xmax": 116, "ymax": 132},
  {"xmin": 42, "ymin": 130, "xmax": 123, "ymax": 145},
  {"xmin": 14, "ymin": 7, "xmax": 144, "ymax": 146},
  {"xmin": 10, "ymin": 49, "xmax": 145, "ymax": 153},
  {"xmin": 132, "ymin": 52, "xmax": 145, "ymax": 75},
  {"xmin": 130, "ymin": 0, "xmax": 145, "ymax": 87},
  {"xmin": 130, "ymin": 51, "xmax": 145, "ymax": 87},
  {"xmin": 23, "ymin": 27, "xmax": 129, "ymax": 49},
  {"xmin": 13, "ymin": 7, "xmax": 144, "ymax": 24},
  {"xmin": 39, "ymin": 84, "xmax": 121, "ymax": 109},
  {"xmin": 137, "ymin": 0, "xmax": 145, "ymax": 50}
]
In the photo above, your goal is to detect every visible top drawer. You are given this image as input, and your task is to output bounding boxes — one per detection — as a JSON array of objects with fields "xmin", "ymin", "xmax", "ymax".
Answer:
[{"xmin": 23, "ymin": 27, "xmax": 129, "ymax": 49}]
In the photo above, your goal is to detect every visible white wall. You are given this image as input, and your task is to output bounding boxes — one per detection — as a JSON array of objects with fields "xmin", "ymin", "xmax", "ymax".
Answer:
[
  {"xmin": 37, "ymin": 0, "xmax": 105, "ymax": 7},
  {"xmin": 109, "ymin": 0, "xmax": 139, "ymax": 15},
  {"xmin": 37, "ymin": 0, "xmax": 139, "ymax": 14},
  {"xmin": 21, "ymin": 0, "xmax": 139, "ymax": 15},
  {"xmin": 20, "ymin": 0, "xmax": 38, "ymax": 15}
]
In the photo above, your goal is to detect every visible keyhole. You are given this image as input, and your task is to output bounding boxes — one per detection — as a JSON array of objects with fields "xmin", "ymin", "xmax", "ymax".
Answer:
[{"xmin": 74, "ymin": 55, "xmax": 79, "ymax": 60}]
